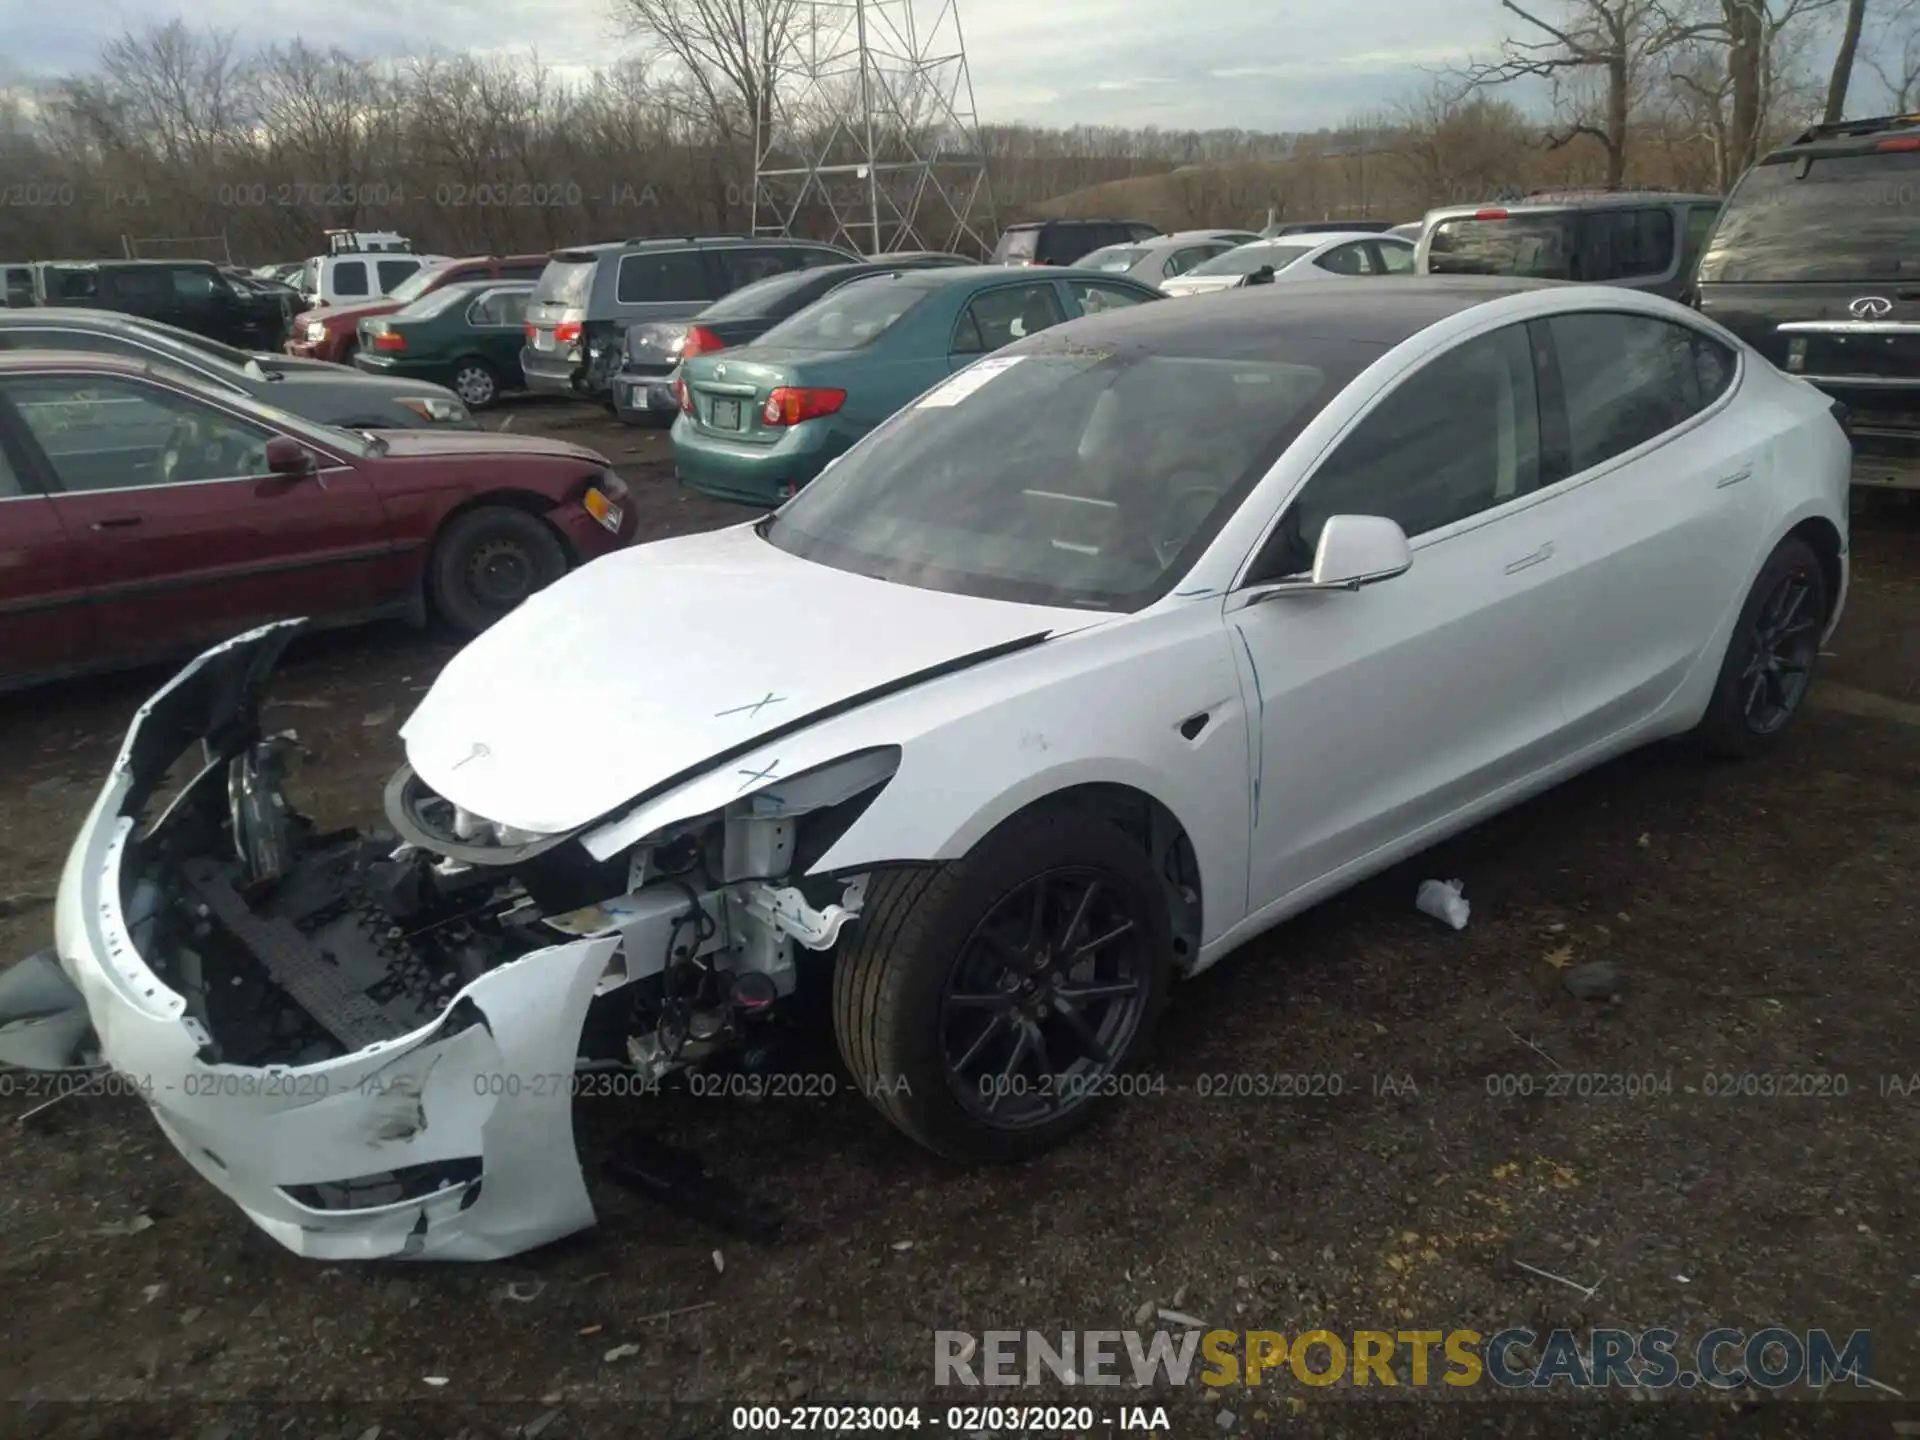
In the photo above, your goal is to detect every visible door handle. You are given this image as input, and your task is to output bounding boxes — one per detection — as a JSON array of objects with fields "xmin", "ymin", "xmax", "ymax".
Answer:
[
  {"xmin": 90, "ymin": 516, "xmax": 142, "ymax": 530},
  {"xmin": 1715, "ymin": 465, "xmax": 1754, "ymax": 488},
  {"xmin": 1504, "ymin": 540, "xmax": 1555, "ymax": 574}
]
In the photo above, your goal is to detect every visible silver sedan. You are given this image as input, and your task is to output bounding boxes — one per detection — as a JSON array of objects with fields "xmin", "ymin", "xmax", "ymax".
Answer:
[{"xmin": 1071, "ymin": 229, "xmax": 1263, "ymax": 285}]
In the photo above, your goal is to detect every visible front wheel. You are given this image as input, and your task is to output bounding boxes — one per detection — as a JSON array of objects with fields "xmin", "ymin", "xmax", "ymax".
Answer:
[
  {"xmin": 1695, "ymin": 535, "xmax": 1828, "ymax": 758},
  {"xmin": 832, "ymin": 807, "xmax": 1173, "ymax": 1162},
  {"xmin": 427, "ymin": 505, "xmax": 569, "ymax": 636}
]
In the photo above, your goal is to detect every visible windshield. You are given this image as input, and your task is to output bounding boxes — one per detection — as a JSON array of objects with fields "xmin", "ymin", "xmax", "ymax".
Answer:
[
  {"xmin": 386, "ymin": 263, "xmax": 452, "ymax": 305},
  {"xmin": 533, "ymin": 258, "xmax": 596, "ymax": 306},
  {"xmin": 698, "ymin": 267, "xmax": 845, "ymax": 320},
  {"xmin": 1185, "ymin": 243, "xmax": 1314, "ymax": 278},
  {"xmin": 755, "ymin": 276, "xmax": 928, "ymax": 349},
  {"xmin": 296, "ymin": 260, "xmax": 318, "ymax": 297},
  {"xmin": 1700, "ymin": 151, "xmax": 1920, "ymax": 283},
  {"xmin": 1077, "ymin": 246, "xmax": 1150, "ymax": 273},
  {"xmin": 761, "ymin": 336, "xmax": 1355, "ymax": 610},
  {"xmin": 1425, "ymin": 215, "xmax": 1575, "ymax": 277}
]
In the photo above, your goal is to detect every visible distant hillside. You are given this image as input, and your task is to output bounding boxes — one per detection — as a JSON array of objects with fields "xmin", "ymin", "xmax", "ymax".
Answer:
[{"xmin": 1019, "ymin": 158, "xmax": 1400, "ymax": 232}]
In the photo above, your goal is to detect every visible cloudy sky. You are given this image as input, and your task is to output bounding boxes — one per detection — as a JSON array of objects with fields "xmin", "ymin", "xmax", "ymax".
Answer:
[{"xmin": 2, "ymin": 0, "xmax": 1882, "ymax": 131}]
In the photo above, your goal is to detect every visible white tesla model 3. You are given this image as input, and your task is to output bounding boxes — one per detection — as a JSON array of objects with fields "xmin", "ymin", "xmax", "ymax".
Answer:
[{"xmin": 42, "ymin": 277, "xmax": 1850, "ymax": 1259}]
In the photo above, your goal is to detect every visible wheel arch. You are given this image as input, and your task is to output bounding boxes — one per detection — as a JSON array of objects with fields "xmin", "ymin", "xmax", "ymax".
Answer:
[
  {"xmin": 431, "ymin": 489, "xmax": 580, "ymax": 566},
  {"xmin": 1782, "ymin": 513, "xmax": 1843, "ymax": 619}
]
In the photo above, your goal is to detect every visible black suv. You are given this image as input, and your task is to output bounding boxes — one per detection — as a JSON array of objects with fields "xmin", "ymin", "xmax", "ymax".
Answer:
[
  {"xmin": 1696, "ymin": 113, "xmax": 1920, "ymax": 489},
  {"xmin": 990, "ymin": 219, "xmax": 1158, "ymax": 267},
  {"xmin": 31, "ymin": 260, "xmax": 294, "ymax": 349},
  {"xmin": 1416, "ymin": 191, "xmax": 1723, "ymax": 300},
  {"xmin": 520, "ymin": 235, "xmax": 858, "ymax": 403}
]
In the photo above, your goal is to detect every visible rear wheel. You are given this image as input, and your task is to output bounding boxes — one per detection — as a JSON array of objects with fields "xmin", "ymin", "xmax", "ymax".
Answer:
[
  {"xmin": 832, "ymin": 807, "xmax": 1173, "ymax": 1162},
  {"xmin": 427, "ymin": 505, "xmax": 569, "ymax": 636},
  {"xmin": 450, "ymin": 359, "xmax": 500, "ymax": 410},
  {"xmin": 1696, "ymin": 536, "xmax": 1828, "ymax": 758}
]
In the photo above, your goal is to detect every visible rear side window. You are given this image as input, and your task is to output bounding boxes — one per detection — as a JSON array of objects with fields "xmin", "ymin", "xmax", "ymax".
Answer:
[
  {"xmin": 1375, "ymin": 240, "xmax": 1415, "ymax": 273},
  {"xmin": 108, "ymin": 269, "xmax": 171, "ymax": 305},
  {"xmin": 1426, "ymin": 215, "xmax": 1576, "ymax": 278},
  {"xmin": 1314, "ymin": 243, "xmax": 1376, "ymax": 275},
  {"xmin": 331, "ymin": 261, "xmax": 369, "ymax": 297},
  {"xmin": 1547, "ymin": 313, "xmax": 1718, "ymax": 472},
  {"xmin": 377, "ymin": 259, "xmax": 421, "ymax": 291},
  {"xmin": 758, "ymin": 277, "xmax": 927, "ymax": 350},
  {"xmin": 992, "ymin": 228, "xmax": 1039, "ymax": 262},
  {"xmin": 1700, "ymin": 150, "xmax": 1920, "ymax": 283},
  {"xmin": 714, "ymin": 247, "xmax": 808, "ymax": 293},
  {"xmin": 534, "ymin": 258, "xmax": 597, "ymax": 306},
  {"xmin": 616, "ymin": 249, "xmax": 713, "ymax": 304},
  {"xmin": 1582, "ymin": 208, "xmax": 1674, "ymax": 279}
]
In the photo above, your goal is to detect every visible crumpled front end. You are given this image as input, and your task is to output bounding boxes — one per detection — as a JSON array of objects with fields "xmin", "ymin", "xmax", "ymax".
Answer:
[{"xmin": 50, "ymin": 620, "xmax": 616, "ymax": 1260}]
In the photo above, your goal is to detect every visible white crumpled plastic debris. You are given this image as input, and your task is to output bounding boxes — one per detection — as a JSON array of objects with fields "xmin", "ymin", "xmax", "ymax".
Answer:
[{"xmin": 1416, "ymin": 878, "xmax": 1470, "ymax": 930}]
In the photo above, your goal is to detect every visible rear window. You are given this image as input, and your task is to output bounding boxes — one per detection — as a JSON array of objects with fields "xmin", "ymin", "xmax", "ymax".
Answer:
[
  {"xmin": 397, "ymin": 285, "xmax": 473, "ymax": 319},
  {"xmin": 993, "ymin": 228, "xmax": 1039, "ymax": 262},
  {"xmin": 1186, "ymin": 242, "xmax": 1317, "ymax": 278},
  {"xmin": 756, "ymin": 276, "xmax": 928, "ymax": 350},
  {"xmin": 534, "ymin": 257, "xmax": 598, "ymax": 306},
  {"xmin": 1425, "ymin": 214, "xmax": 1576, "ymax": 278},
  {"xmin": 1700, "ymin": 150, "xmax": 1920, "ymax": 283},
  {"xmin": 1078, "ymin": 245, "xmax": 1150, "ymax": 273}
]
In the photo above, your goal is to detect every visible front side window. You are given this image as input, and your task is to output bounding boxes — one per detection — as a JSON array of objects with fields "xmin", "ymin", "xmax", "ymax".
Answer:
[
  {"xmin": 2, "ymin": 374, "xmax": 273, "ymax": 491},
  {"xmin": 1254, "ymin": 323, "xmax": 1542, "ymax": 579},
  {"xmin": 108, "ymin": 269, "xmax": 172, "ymax": 304},
  {"xmin": 170, "ymin": 268, "xmax": 223, "ymax": 299},
  {"xmin": 1548, "ymin": 312, "xmax": 1719, "ymax": 472},
  {"xmin": 616, "ymin": 250, "xmax": 713, "ymax": 304},
  {"xmin": 330, "ymin": 261, "xmax": 369, "ymax": 297},
  {"xmin": 954, "ymin": 283, "xmax": 1065, "ymax": 353},
  {"xmin": 762, "ymin": 334, "xmax": 1359, "ymax": 610},
  {"xmin": 1314, "ymin": 243, "xmax": 1376, "ymax": 276}
]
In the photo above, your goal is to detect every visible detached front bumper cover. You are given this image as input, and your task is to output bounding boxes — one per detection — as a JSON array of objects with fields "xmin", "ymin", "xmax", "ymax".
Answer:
[{"xmin": 49, "ymin": 620, "xmax": 616, "ymax": 1260}]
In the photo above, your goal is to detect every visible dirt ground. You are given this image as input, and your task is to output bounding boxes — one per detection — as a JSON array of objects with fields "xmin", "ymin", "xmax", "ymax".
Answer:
[{"xmin": 3, "ymin": 401, "xmax": 1919, "ymax": 1440}]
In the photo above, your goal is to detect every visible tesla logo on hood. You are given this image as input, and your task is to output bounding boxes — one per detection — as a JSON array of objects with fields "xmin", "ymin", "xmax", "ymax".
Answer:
[
  {"xmin": 450, "ymin": 742, "xmax": 490, "ymax": 770},
  {"xmin": 1849, "ymin": 295, "xmax": 1893, "ymax": 319}
]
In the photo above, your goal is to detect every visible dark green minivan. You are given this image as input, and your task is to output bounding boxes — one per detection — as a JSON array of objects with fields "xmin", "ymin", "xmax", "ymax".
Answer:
[{"xmin": 354, "ymin": 279, "xmax": 534, "ymax": 409}]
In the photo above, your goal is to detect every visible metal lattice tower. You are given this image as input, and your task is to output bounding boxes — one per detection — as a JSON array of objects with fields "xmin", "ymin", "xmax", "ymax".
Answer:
[{"xmin": 752, "ymin": 0, "xmax": 996, "ymax": 256}]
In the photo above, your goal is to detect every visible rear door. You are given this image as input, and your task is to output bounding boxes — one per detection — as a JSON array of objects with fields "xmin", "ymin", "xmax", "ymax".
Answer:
[
  {"xmin": 0, "ymin": 416, "xmax": 93, "ymax": 682},
  {"xmin": 0, "ymin": 370, "xmax": 389, "ymax": 663},
  {"xmin": 1528, "ymin": 309, "xmax": 1770, "ymax": 745}
]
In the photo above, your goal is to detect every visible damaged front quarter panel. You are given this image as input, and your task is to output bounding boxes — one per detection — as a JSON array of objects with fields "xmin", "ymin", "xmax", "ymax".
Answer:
[{"xmin": 49, "ymin": 620, "xmax": 623, "ymax": 1260}]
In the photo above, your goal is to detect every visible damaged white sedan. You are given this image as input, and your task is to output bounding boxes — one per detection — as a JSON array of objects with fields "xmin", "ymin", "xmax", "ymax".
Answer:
[{"xmin": 33, "ymin": 279, "xmax": 1850, "ymax": 1259}]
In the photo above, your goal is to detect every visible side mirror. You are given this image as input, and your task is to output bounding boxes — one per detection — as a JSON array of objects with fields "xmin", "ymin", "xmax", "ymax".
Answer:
[
  {"xmin": 264, "ymin": 436, "xmax": 317, "ymax": 476},
  {"xmin": 1241, "ymin": 514, "xmax": 1411, "ymax": 604},
  {"xmin": 1244, "ymin": 266, "xmax": 1276, "ymax": 286}
]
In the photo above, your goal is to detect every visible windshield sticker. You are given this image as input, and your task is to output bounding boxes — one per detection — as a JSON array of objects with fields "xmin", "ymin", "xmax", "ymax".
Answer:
[{"xmin": 916, "ymin": 354, "xmax": 1025, "ymax": 407}]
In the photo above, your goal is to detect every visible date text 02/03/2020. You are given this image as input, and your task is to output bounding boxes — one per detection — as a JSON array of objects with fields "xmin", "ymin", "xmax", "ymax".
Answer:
[{"xmin": 729, "ymin": 1406, "xmax": 1172, "ymax": 1431}]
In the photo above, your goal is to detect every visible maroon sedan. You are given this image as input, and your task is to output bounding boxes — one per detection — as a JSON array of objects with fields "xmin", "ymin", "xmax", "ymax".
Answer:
[{"xmin": 0, "ymin": 350, "xmax": 636, "ymax": 690}]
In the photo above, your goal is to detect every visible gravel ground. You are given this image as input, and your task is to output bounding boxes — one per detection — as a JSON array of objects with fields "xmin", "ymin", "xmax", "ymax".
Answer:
[{"xmin": 3, "ymin": 402, "xmax": 1918, "ymax": 1440}]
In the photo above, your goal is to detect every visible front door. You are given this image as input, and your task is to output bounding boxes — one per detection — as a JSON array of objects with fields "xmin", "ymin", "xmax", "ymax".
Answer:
[
  {"xmin": 1232, "ymin": 320, "xmax": 1580, "ymax": 910},
  {"xmin": 0, "ymin": 371, "xmax": 389, "ymax": 666},
  {"xmin": 0, "ymin": 429, "xmax": 92, "ymax": 683}
]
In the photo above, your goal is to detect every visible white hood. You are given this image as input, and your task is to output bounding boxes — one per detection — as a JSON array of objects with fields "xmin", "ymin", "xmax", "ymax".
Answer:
[{"xmin": 401, "ymin": 524, "xmax": 1096, "ymax": 835}]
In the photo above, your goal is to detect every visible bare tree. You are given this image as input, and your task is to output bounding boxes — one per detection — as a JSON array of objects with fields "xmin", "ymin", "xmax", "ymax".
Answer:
[
  {"xmin": 1824, "ymin": 0, "xmax": 1870, "ymax": 120},
  {"xmin": 1460, "ymin": 0, "xmax": 1676, "ymax": 186},
  {"xmin": 610, "ymin": 0, "xmax": 804, "ymax": 147},
  {"xmin": 1865, "ymin": 0, "xmax": 1920, "ymax": 106},
  {"xmin": 1658, "ymin": 0, "xmax": 1839, "ymax": 179}
]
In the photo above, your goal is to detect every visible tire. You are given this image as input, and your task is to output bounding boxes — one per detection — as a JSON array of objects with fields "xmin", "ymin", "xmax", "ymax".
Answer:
[
  {"xmin": 450, "ymin": 359, "xmax": 500, "ymax": 410},
  {"xmin": 832, "ymin": 806, "xmax": 1173, "ymax": 1163},
  {"xmin": 427, "ymin": 505, "xmax": 569, "ymax": 636},
  {"xmin": 1695, "ymin": 536, "xmax": 1828, "ymax": 759}
]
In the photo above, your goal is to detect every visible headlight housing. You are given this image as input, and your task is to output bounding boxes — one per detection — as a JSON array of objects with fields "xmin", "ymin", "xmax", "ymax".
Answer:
[
  {"xmin": 394, "ymin": 396, "xmax": 471, "ymax": 424},
  {"xmin": 305, "ymin": 321, "xmax": 326, "ymax": 342}
]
